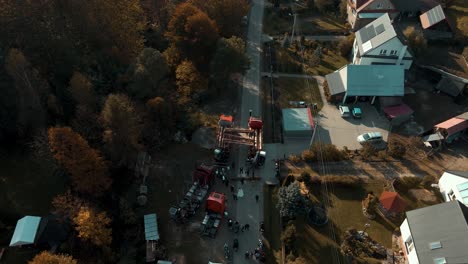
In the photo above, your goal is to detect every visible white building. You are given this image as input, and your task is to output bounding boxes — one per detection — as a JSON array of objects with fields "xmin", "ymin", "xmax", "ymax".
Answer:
[
  {"xmin": 399, "ymin": 200, "xmax": 468, "ymax": 264},
  {"xmin": 352, "ymin": 13, "xmax": 413, "ymax": 70},
  {"xmin": 439, "ymin": 171, "xmax": 468, "ymax": 206}
]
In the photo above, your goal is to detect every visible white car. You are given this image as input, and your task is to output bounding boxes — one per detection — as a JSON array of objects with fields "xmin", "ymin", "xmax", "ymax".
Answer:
[
  {"xmin": 339, "ymin": 105, "xmax": 350, "ymax": 118},
  {"xmin": 357, "ymin": 132, "xmax": 383, "ymax": 144}
]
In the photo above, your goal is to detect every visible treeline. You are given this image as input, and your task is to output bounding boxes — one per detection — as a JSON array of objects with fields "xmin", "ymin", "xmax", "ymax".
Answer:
[{"xmin": 0, "ymin": 0, "xmax": 249, "ymax": 263}]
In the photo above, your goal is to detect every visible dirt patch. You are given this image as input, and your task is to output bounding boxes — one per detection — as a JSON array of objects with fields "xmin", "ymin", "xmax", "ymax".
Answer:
[{"xmin": 408, "ymin": 189, "xmax": 439, "ymax": 204}]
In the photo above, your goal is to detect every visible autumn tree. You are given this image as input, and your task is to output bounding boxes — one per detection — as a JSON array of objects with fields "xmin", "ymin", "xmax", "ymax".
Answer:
[
  {"xmin": 101, "ymin": 94, "xmax": 142, "ymax": 167},
  {"xmin": 73, "ymin": 207, "xmax": 112, "ymax": 248},
  {"xmin": 176, "ymin": 60, "xmax": 208, "ymax": 105},
  {"xmin": 189, "ymin": 0, "xmax": 249, "ymax": 37},
  {"xmin": 4, "ymin": 49, "xmax": 49, "ymax": 138},
  {"xmin": 142, "ymin": 97, "xmax": 176, "ymax": 151},
  {"xmin": 52, "ymin": 190, "xmax": 86, "ymax": 221},
  {"xmin": 210, "ymin": 36, "xmax": 249, "ymax": 90},
  {"xmin": 127, "ymin": 48, "xmax": 170, "ymax": 100},
  {"xmin": 29, "ymin": 251, "xmax": 77, "ymax": 264},
  {"xmin": 166, "ymin": 3, "xmax": 219, "ymax": 66},
  {"xmin": 337, "ymin": 33, "xmax": 355, "ymax": 57},
  {"xmin": 69, "ymin": 72, "xmax": 95, "ymax": 108},
  {"xmin": 277, "ymin": 181, "xmax": 308, "ymax": 219},
  {"xmin": 404, "ymin": 26, "xmax": 427, "ymax": 56},
  {"xmin": 48, "ymin": 127, "xmax": 112, "ymax": 196}
]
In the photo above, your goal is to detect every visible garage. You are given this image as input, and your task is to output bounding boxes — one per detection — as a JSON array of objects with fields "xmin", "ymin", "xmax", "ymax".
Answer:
[{"xmin": 282, "ymin": 108, "xmax": 314, "ymax": 138}]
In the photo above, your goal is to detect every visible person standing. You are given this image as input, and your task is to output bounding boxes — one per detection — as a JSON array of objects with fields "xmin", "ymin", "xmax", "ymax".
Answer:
[
  {"xmin": 241, "ymin": 177, "xmax": 245, "ymax": 185},
  {"xmin": 230, "ymin": 185, "xmax": 234, "ymax": 192},
  {"xmin": 255, "ymin": 194, "xmax": 259, "ymax": 203},
  {"xmin": 240, "ymin": 167, "xmax": 243, "ymax": 174}
]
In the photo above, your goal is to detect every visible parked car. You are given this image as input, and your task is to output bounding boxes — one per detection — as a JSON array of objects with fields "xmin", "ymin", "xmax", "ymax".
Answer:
[
  {"xmin": 339, "ymin": 105, "xmax": 350, "ymax": 118},
  {"xmin": 352, "ymin": 106, "xmax": 362, "ymax": 119},
  {"xmin": 357, "ymin": 132, "xmax": 383, "ymax": 144}
]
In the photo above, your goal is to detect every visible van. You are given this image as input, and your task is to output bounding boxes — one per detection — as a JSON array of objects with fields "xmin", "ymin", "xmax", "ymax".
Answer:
[{"xmin": 357, "ymin": 132, "xmax": 383, "ymax": 144}]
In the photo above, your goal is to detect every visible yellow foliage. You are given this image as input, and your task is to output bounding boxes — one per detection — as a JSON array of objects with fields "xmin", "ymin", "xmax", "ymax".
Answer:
[
  {"xmin": 73, "ymin": 207, "xmax": 112, "ymax": 248},
  {"xmin": 29, "ymin": 251, "xmax": 77, "ymax": 264}
]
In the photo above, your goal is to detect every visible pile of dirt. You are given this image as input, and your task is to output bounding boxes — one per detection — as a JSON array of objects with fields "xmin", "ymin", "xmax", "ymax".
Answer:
[{"xmin": 341, "ymin": 228, "xmax": 387, "ymax": 260}]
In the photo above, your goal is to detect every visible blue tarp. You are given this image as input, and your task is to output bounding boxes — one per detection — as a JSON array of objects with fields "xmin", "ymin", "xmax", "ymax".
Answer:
[
  {"xmin": 10, "ymin": 216, "xmax": 41, "ymax": 246},
  {"xmin": 144, "ymin": 214, "xmax": 159, "ymax": 241}
]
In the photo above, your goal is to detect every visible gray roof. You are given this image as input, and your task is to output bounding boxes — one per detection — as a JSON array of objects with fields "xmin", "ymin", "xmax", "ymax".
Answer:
[
  {"xmin": 325, "ymin": 66, "xmax": 347, "ymax": 95},
  {"xmin": 355, "ymin": 13, "xmax": 396, "ymax": 56},
  {"xmin": 405, "ymin": 201, "xmax": 468, "ymax": 264},
  {"xmin": 325, "ymin": 64, "xmax": 405, "ymax": 97},
  {"xmin": 436, "ymin": 77, "xmax": 465, "ymax": 97},
  {"xmin": 445, "ymin": 170, "xmax": 468, "ymax": 180}
]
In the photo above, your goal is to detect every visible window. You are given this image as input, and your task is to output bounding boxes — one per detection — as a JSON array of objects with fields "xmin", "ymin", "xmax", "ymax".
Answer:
[
  {"xmin": 376, "ymin": 3, "xmax": 383, "ymax": 9},
  {"xmin": 429, "ymin": 241, "xmax": 442, "ymax": 250},
  {"xmin": 405, "ymin": 237, "xmax": 414, "ymax": 253},
  {"xmin": 433, "ymin": 257, "xmax": 447, "ymax": 264},
  {"xmin": 390, "ymin": 50, "xmax": 397, "ymax": 55},
  {"xmin": 380, "ymin": 49, "xmax": 387, "ymax": 55}
]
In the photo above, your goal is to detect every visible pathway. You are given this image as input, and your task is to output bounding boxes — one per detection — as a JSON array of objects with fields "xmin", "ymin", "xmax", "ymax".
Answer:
[{"xmin": 272, "ymin": 35, "xmax": 346, "ymax": 41}]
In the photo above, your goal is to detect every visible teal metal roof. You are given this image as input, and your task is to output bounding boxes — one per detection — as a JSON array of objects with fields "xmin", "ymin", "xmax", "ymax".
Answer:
[
  {"xmin": 282, "ymin": 108, "xmax": 314, "ymax": 132},
  {"xmin": 345, "ymin": 65, "xmax": 404, "ymax": 97},
  {"xmin": 10, "ymin": 216, "xmax": 41, "ymax": 246},
  {"xmin": 144, "ymin": 214, "xmax": 159, "ymax": 241}
]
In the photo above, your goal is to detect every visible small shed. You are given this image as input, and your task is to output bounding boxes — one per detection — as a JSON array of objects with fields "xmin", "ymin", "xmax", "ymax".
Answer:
[
  {"xmin": 435, "ymin": 117, "xmax": 468, "ymax": 143},
  {"xmin": 282, "ymin": 108, "xmax": 314, "ymax": 138},
  {"xmin": 144, "ymin": 214, "xmax": 159, "ymax": 241},
  {"xmin": 10, "ymin": 216, "xmax": 41, "ymax": 247},
  {"xmin": 379, "ymin": 191, "xmax": 406, "ymax": 214}
]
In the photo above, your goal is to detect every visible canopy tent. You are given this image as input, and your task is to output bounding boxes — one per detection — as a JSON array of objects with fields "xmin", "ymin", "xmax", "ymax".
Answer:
[
  {"xmin": 379, "ymin": 191, "xmax": 406, "ymax": 213},
  {"xmin": 10, "ymin": 216, "xmax": 41, "ymax": 246},
  {"xmin": 144, "ymin": 214, "xmax": 160, "ymax": 241},
  {"xmin": 206, "ymin": 192, "xmax": 226, "ymax": 214}
]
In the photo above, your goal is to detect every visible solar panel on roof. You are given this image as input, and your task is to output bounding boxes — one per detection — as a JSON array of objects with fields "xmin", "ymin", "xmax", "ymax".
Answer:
[
  {"xmin": 366, "ymin": 25, "xmax": 377, "ymax": 40},
  {"xmin": 144, "ymin": 213, "xmax": 159, "ymax": 241},
  {"xmin": 375, "ymin": 24, "xmax": 385, "ymax": 35}
]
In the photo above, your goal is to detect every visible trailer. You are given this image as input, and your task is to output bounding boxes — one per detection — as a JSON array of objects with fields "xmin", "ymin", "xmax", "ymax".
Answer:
[
  {"xmin": 200, "ymin": 192, "xmax": 226, "ymax": 238},
  {"xmin": 214, "ymin": 115, "xmax": 266, "ymax": 167}
]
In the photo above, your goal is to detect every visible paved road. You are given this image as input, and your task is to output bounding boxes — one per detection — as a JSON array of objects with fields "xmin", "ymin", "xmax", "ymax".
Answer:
[{"xmin": 231, "ymin": 0, "xmax": 270, "ymax": 262}]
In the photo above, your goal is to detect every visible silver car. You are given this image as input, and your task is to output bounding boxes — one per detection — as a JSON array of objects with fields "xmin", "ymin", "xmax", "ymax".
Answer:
[{"xmin": 357, "ymin": 132, "xmax": 383, "ymax": 144}]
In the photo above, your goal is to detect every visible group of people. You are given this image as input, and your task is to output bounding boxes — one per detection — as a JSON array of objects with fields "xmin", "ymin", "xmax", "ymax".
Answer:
[
  {"xmin": 244, "ymin": 239, "xmax": 266, "ymax": 262},
  {"xmin": 239, "ymin": 166, "xmax": 255, "ymax": 178},
  {"xmin": 227, "ymin": 219, "xmax": 250, "ymax": 234}
]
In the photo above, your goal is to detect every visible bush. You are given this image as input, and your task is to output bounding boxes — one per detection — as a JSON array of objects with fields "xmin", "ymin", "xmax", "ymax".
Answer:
[
  {"xmin": 288, "ymin": 154, "xmax": 301, "ymax": 164},
  {"xmin": 310, "ymin": 143, "xmax": 347, "ymax": 161},
  {"xmin": 337, "ymin": 34, "xmax": 354, "ymax": 57},
  {"xmin": 301, "ymin": 150, "xmax": 315, "ymax": 162},
  {"xmin": 387, "ymin": 141, "xmax": 406, "ymax": 158},
  {"xmin": 321, "ymin": 175, "xmax": 363, "ymax": 187},
  {"xmin": 377, "ymin": 150, "xmax": 388, "ymax": 161},
  {"xmin": 395, "ymin": 176, "xmax": 422, "ymax": 191},
  {"xmin": 322, "ymin": 80, "xmax": 332, "ymax": 102},
  {"xmin": 361, "ymin": 143, "xmax": 376, "ymax": 160},
  {"xmin": 281, "ymin": 223, "xmax": 297, "ymax": 251},
  {"xmin": 421, "ymin": 175, "xmax": 436, "ymax": 189}
]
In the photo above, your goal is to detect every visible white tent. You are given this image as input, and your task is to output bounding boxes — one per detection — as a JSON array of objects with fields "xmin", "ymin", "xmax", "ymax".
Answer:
[{"xmin": 10, "ymin": 216, "xmax": 41, "ymax": 246}]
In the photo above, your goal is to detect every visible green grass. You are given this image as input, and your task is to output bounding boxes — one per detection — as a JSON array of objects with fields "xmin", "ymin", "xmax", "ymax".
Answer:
[
  {"xmin": 276, "ymin": 77, "xmax": 323, "ymax": 111},
  {"xmin": 446, "ymin": 0, "xmax": 468, "ymax": 40},
  {"xmin": 267, "ymin": 179, "xmax": 394, "ymax": 263},
  {"xmin": 304, "ymin": 50, "xmax": 348, "ymax": 76}
]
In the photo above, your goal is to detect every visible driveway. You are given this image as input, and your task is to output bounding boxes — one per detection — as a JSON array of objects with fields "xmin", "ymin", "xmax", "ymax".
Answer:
[{"xmin": 313, "ymin": 77, "xmax": 391, "ymax": 150}]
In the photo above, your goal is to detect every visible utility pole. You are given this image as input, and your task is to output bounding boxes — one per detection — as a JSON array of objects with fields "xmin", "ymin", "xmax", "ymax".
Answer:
[{"xmin": 290, "ymin": 13, "xmax": 297, "ymax": 43}]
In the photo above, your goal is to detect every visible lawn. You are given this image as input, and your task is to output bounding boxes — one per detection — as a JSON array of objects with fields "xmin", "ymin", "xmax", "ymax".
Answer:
[
  {"xmin": 275, "ymin": 44, "xmax": 349, "ymax": 76},
  {"xmin": 275, "ymin": 77, "xmax": 323, "ymax": 111},
  {"xmin": 267, "ymin": 172, "xmax": 395, "ymax": 263},
  {"xmin": 263, "ymin": 8, "xmax": 347, "ymax": 35},
  {"xmin": 446, "ymin": 0, "xmax": 468, "ymax": 41}
]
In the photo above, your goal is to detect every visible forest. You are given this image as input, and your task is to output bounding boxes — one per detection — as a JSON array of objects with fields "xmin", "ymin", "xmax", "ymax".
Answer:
[{"xmin": 0, "ymin": 0, "xmax": 249, "ymax": 262}]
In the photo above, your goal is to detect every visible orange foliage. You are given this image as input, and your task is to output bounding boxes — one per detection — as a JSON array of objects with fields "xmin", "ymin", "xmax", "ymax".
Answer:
[
  {"xmin": 73, "ymin": 207, "xmax": 112, "ymax": 248},
  {"xmin": 29, "ymin": 251, "xmax": 77, "ymax": 264},
  {"xmin": 48, "ymin": 127, "xmax": 112, "ymax": 196}
]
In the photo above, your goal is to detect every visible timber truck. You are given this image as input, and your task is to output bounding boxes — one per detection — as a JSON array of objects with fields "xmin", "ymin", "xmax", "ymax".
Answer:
[{"xmin": 214, "ymin": 114, "xmax": 266, "ymax": 167}]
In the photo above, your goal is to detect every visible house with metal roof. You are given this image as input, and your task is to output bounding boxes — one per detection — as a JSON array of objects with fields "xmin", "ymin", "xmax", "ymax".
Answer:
[
  {"xmin": 434, "ymin": 114, "xmax": 468, "ymax": 143},
  {"xmin": 352, "ymin": 13, "xmax": 413, "ymax": 70},
  {"xmin": 439, "ymin": 171, "xmax": 468, "ymax": 206},
  {"xmin": 346, "ymin": 0, "xmax": 398, "ymax": 30},
  {"xmin": 419, "ymin": 4, "xmax": 453, "ymax": 40},
  {"xmin": 281, "ymin": 108, "xmax": 314, "ymax": 138},
  {"xmin": 392, "ymin": 0, "xmax": 439, "ymax": 17},
  {"xmin": 399, "ymin": 200, "xmax": 468, "ymax": 264},
  {"xmin": 325, "ymin": 64, "xmax": 404, "ymax": 104}
]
